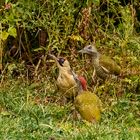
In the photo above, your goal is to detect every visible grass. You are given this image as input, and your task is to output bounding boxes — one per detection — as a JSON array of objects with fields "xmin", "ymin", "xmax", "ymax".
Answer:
[
  {"xmin": 0, "ymin": 78, "xmax": 140, "ymax": 140},
  {"xmin": 1, "ymin": 1, "xmax": 140, "ymax": 139}
]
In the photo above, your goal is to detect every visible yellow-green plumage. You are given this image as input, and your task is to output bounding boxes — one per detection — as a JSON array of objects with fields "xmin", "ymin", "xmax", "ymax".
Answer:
[
  {"xmin": 100, "ymin": 55, "xmax": 121, "ymax": 75},
  {"xmin": 79, "ymin": 45, "xmax": 121, "ymax": 80},
  {"xmin": 74, "ymin": 91, "xmax": 102, "ymax": 122}
]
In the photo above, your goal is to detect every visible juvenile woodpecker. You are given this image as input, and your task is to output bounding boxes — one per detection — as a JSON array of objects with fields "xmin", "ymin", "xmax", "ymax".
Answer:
[
  {"xmin": 72, "ymin": 71, "xmax": 102, "ymax": 123},
  {"xmin": 49, "ymin": 54, "xmax": 86, "ymax": 99},
  {"xmin": 79, "ymin": 45, "xmax": 121, "ymax": 80}
]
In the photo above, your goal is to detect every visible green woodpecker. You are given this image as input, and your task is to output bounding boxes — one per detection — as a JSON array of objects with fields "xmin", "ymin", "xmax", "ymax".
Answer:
[
  {"xmin": 49, "ymin": 54, "xmax": 86, "ymax": 99},
  {"xmin": 72, "ymin": 71, "xmax": 102, "ymax": 123},
  {"xmin": 79, "ymin": 45, "xmax": 121, "ymax": 80}
]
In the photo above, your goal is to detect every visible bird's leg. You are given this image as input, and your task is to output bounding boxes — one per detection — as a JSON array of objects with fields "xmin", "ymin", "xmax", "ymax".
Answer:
[
  {"xmin": 55, "ymin": 95, "xmax": 68, "ymax": 105},
  {"xmin": 71, "ymin": 108, "xmax": 80, "ymax": 121}
]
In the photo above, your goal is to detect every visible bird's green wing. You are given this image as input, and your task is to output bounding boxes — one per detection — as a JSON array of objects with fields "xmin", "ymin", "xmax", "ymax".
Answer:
[{"xmin": 99, "ymin": 55, "xmax": 121, "ymax": 75}]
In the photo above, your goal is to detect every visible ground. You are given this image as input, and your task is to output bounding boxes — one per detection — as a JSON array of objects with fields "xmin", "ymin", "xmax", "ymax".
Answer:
[{"xmin": 0, "ymin": 78, "xmax": 140, "ymax": 140}]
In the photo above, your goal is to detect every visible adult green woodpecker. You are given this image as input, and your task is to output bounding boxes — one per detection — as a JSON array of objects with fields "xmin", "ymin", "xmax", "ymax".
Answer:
[
  {"xmin": 72, "ymin": 71, "xmax": 102, "ymax": 123},
  {"xmin": 79, "ymin": 45, "xmax": 121, "ymax": 80},
  {"xmin": 49, "ymin": 54, "xmax": 86, "ymax": 99}
]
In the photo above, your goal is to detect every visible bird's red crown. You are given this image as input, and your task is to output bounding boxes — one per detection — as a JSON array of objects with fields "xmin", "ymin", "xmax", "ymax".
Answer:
[{"xmin": 78, "ymin": 76, "xmax": 87, "ymax": 91}]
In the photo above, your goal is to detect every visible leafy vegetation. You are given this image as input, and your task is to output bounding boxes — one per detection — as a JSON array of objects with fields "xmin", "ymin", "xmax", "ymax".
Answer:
[{"xmin": 0, "ymin": 0, "xmax": 140, "ymax": 139}]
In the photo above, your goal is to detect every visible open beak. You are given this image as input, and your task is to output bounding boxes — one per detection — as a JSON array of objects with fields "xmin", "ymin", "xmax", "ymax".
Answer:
[
  {"xmin": 48, "ymin": 54, "xmax": 59, "ymax": 62},
  {"xmin": 49, "ymin": 54, "xmax": 62, "ymax": 68}
]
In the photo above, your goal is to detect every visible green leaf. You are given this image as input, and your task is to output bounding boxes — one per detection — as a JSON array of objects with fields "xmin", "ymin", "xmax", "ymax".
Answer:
[
  {"xmin": 5, "ymin": 0, "xmax": 9, "ymax": 4},
  {"xmin": 1, "ymin": 31, "xmax": 9, "ymax": 40},
  {"xmin": 0, "ymin": 110, "xmax": 11, "ymax": 116},
  {"xmin": 8, "ymin": 27, "xmax": 17, "ymax": 38},
  {"xmin": 69, "ymin": 35, "xmax": 84, "ymax": 43},
  {"xmin": 33, "ymin": 47, "xmax": 44, "ymax": 52}
]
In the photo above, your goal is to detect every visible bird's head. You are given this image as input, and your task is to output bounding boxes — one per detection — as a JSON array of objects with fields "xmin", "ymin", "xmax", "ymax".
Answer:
[
  {"xmin": 71, "ymin": 70, "xmax": 87, "ymax": 92},
  {"xmin": 49, "ymin": 54, "xmax": 71, "ymax": 70},
  {"xmin": 58, "ymin": 58, "xmax": 70, "ymax": 68},
  {"xmin": 79, "ymin": 45, "xmax": 99, "ymax": 58}
]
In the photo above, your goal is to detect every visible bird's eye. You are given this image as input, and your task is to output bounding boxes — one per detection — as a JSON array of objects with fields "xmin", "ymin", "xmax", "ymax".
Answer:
[
  {"xmin": 87, "ymin": 45, "xmax": 92, "ymax": 50},
  {"xmin": 58, "ymin": 58, "xmax": 65, "ymax": 66}
]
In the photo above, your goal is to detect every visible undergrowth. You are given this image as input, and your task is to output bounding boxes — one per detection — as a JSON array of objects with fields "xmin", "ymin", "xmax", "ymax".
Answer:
[{"xmin": 0, "ymin": 0, "xmax": 140, "ymax": 139}]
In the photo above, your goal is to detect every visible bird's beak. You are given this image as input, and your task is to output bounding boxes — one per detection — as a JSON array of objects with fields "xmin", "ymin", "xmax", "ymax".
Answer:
[
  {"xmin": 49, "ymin": 54, "xmax": 58, "ymax": 61},
  {"xmin": 48, "ymin": 54, "xmax": 62, "ymax": 68},
  {"xmin": 78, "ymin": 49, "xmax": 86, "ymax": 54},
  {"xmin": 48, "ymin": 54, "xmax": 59, "ymax": 62}
]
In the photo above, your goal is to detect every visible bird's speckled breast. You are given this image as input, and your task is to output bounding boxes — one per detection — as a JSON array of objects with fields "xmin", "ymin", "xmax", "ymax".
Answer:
[
  {"xmin": 57, "ymin": 73, "xmax": 76, "ymax": 88},
  {"xmin": 92, "ymin": 58, "xmax": 109, "ymax": 80}
]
